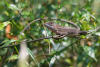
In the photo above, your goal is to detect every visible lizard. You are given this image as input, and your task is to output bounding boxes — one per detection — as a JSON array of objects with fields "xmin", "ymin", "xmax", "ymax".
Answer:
[{"xmin": 44, "ymin": 22, "xmax": 87, "ymax": 38}]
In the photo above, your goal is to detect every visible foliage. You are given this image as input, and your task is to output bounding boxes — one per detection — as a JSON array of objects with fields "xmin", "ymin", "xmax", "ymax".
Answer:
[{"xmin": 0, "ymin": 0, "xmax": 100, "ymax": 67}]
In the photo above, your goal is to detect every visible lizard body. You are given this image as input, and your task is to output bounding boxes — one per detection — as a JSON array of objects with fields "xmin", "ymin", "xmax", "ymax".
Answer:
[{"xmin": 44, "ymin": 22, "xmax": 87, "ymax": 38}]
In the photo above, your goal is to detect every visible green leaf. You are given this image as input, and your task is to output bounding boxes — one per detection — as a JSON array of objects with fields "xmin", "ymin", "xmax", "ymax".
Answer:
[
  {"xmin": 7, "ymin": 54, "xmax": 18, "ymax": 61},
  {"xmin": 95, "ymin": 32, "xmax": 100, "ymax": 36},
  {"xmin": 22, "ymin": 11, "xmax": 30, "ymax": 16},
  {"xmin": 0, "ymin": 48, "xmax": 8, "ymax": 56},
  {"xmin": 0, "ymin": 21, "xmax": 10, "ymax": 31},
  {"xmin": 8, "ymin": 4, "xmax": 19, "ymax": 11},
  {"xmin": 1, "ymin": 39, "xmax": 16, "ymax": 47},
  {"xmin": 49, "ymin": 56, "xmax": 56, "ymax": 67},
  {"xmin": 27, "ymin": 48, "xmax": 40, "ymax": 67},
  {"xmin": 83, "ymin": 12, "xmax": 91, "ymax": 22},
  {"xmin": 83, "ymin": 46, "xmax": 97, "ymax": 61}
]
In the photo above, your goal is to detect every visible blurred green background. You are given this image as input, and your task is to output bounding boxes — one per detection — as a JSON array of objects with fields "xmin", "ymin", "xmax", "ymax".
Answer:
[{"xmin": 0, "ymin": 0, "xmax": 100, "ymax": 67}]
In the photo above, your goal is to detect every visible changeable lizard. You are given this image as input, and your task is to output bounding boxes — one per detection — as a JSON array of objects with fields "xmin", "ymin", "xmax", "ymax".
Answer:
[{"xmin": 44, "ymin": 22, "xmax": 87, "ymax": 38}]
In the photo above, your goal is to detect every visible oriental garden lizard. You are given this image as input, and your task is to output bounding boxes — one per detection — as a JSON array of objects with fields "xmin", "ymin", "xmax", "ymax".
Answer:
[{"xmin": 44, "ymin": 22, "xmax": 87, "ymax": 38}]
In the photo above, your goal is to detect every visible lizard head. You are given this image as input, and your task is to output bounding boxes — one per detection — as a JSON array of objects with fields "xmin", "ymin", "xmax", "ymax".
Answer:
[
  {"xmin": 44, "ymin": 22, "xmax": 54, "ymax": 26},
  {"xmin": 79, "ymin": 31, "xmax": 88, "ymax": 35},
  {"xmin": 44, "ymin": 22, "xmax": 55, "ymax": 30}
]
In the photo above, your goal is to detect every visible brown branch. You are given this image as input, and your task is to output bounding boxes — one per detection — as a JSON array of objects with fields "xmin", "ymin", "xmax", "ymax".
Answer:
[
  {"xmin": 26, "ymin": 36, "xmax": 53, "ymax": 43},
  {"xmin": 1, "ymin": 17, "xmax": 80, "ymax": 49},
  {"xmin": 88, "ymin": 27, "xmax": 100, "ymax": 34},
  {"xmin": 20, "ymin": 17, "xmax": 80, "ymax": 34},
  {"xmin": 2, "ymin": 17, "xmax": 100, "ymax": 49},
  {"xmin": 48, "ymin": 17, "xmax": 80, "ymax": 30},
  {"xmin": 94, "ymin": 27, "xmax": 100, "ymax": 32},
  {"xmin": 20, "ymin": 18, "xmax": 47, "ymax": 34},
  {"xmin": 0, "ymin": 36, "xmax": 53, "ymax": 49},
  {"xmin": 2, "ymin": 26, "xmax": 99, "ymax": 49}
]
